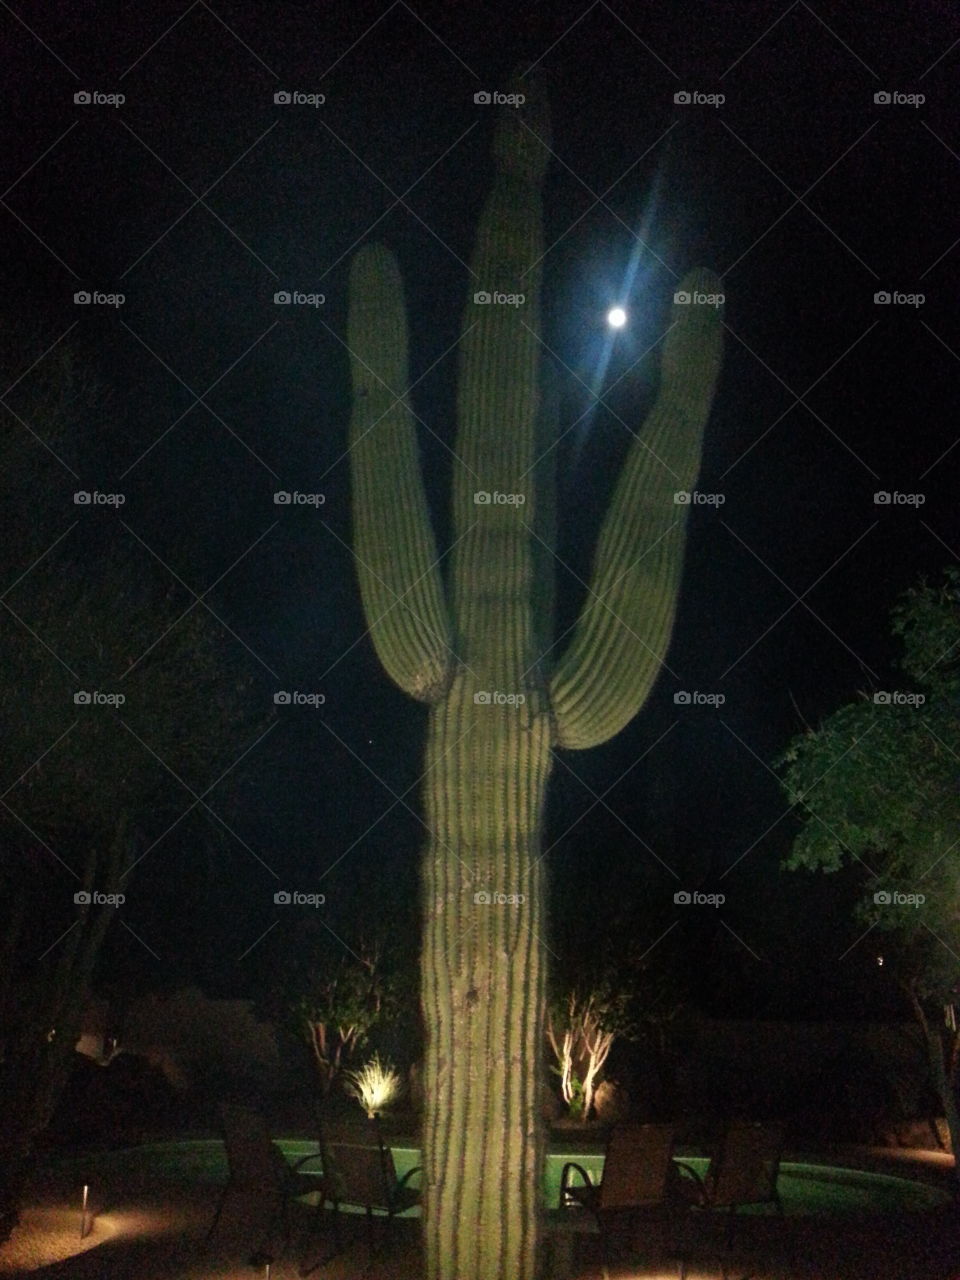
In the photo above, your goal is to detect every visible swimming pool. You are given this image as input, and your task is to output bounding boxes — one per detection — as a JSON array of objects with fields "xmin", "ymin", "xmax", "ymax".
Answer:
[{"xmin": 58, "ymin": 1140, "xmax": 950, "ymax": 1217}]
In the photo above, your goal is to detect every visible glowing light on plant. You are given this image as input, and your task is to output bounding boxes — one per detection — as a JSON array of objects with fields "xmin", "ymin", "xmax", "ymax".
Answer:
[{"xmin": 343, "ymin": 1052, "xmax": 403, "ymax": 1117}]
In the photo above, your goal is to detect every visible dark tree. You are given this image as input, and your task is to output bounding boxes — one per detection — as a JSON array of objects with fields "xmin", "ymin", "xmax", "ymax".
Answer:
[{"xmin": 0, "ymin": 323, "xmax": 268, "ymax": 1240}]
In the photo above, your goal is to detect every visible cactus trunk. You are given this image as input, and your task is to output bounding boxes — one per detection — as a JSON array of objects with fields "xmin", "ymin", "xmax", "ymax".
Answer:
[
  {"xmin": 421, "ymin": 678, "xmax": 549, "ymax": 1278},
  {"xmin": 348, "ymin": 73, "xmax": 723, "ymax": 1280}
]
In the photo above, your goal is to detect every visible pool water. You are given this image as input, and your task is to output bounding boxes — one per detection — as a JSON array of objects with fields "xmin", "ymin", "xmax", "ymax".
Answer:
[{"xmin": 58, "ymin": 1141, "xmax": 950, "ymax": 1217}]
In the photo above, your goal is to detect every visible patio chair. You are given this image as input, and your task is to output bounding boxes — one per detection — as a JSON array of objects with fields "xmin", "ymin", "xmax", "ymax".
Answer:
[
  {"xmin": 311, "ymin": 1113, "xmax": 421, "ymax": 1261},
  {"xmin": 557, "ymin": 1122, "xmax": 688, "ymax": 1275},
  {"xmin": 205, "ymin": 1102, "xmax": 327, "ymax": 1261},
  {"xmin": 674, "ymin": 1120, "xmax": 786, "ymax": 1276}
]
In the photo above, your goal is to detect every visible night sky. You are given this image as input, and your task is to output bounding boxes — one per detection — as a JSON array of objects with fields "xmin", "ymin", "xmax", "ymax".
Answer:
[{"xmin": 3, "ymin": 0, "xmax": 959, "ymax": 1020}]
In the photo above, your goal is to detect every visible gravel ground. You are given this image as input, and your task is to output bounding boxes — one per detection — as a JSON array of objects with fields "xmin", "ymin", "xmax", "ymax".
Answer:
[{"xmin": 0, "ymin": 1208, "xmax": 117, "ymax": 1275}]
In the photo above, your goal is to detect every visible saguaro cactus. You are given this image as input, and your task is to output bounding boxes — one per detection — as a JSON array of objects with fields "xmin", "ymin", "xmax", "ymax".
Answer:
[{"xmin": 348, "ymin": 79, "xmax": 723, "ymax": 1280}]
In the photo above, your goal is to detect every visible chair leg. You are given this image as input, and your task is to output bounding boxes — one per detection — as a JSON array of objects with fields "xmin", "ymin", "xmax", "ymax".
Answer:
[
  {"xmin": 296, "ymin": 1198, "xmax": 343, "ymax": 1278},
  {"xmin": 204, "ymin": 1184, "xmax": 229, "ymax": 1245},
  {"xmin": 691, "ymin": 1211, "xmax": 730, "ymax": 1280},
  {"xmin": 250, "ymin": 1192, "xmax": 286, "ymax": 1263},
  {"xmin": 279, "ymin": 1190, "xmax": 291, "ymax": 1250},
  {"xmin": 303, "ymin": 1187, "xmax": 327, "ymax": 1251},
  {"xmin": 364, "ymin": 1205, "xmax": 391, "ymax": 1262},
  {"xmin": 673, "ymin": 1215, "xmax": 690, "ymax": 1280},
  {"xmin": 777, "ymin": 1202, "xmax": 800, "ymax": 1280},
  {"xmin": 598, "ymin": 1221, "xmax": 612, "ymax": 1271},
  {"xmin": 727, "ymin": 1208, "xmax": 746, "ymax": 1280}
]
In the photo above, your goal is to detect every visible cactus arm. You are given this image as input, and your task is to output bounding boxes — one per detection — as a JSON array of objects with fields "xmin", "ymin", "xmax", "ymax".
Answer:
[
  {"xmin": 549, "ymin": 271, "xmax": 724, "ymax": 749},
  {"xmin": 348, "ymin": 242, "xmax": 454, "ymax": 702}
]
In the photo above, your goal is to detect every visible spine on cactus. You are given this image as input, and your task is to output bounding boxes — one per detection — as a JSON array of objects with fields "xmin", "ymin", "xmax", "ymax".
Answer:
[{"xmin": 348, "ymin": 71, "xmax": 723, "ymax": 1280}]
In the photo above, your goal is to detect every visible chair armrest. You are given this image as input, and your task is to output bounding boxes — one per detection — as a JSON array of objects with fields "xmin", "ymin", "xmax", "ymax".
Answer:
[
  {"xmin": 292, "ymin": 1152, "xmax": 326, "ymax": 1171},
  {"xmin": 559, "ymin": 1161, "xmax": 593, "ymax": 1206},
  {"xmin": 396, "ymin": 1164, "xmax": 422, "ymax": 1190},
  {"xmin": 672, "ymin": 1160, "xmax": 706, "ymax": 1203}
]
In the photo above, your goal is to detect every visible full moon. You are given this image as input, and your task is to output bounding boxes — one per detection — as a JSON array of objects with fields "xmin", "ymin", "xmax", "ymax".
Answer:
[{"xmin": 607, "ymin": 306, "xmax": 627, "ymax": 329}]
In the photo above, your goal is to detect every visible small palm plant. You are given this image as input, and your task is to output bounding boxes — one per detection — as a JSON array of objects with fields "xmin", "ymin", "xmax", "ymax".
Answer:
[{"xmin": 343, "ymin": 1052, "xmax": 403, "ymax": 1118}]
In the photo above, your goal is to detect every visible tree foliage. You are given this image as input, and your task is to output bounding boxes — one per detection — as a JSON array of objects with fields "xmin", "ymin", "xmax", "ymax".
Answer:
[
  {"xmin": 287, "ymin": 934, "xmax": 403, "ymax": 1097},
  {"xmin": 778, "ymin": 569, "xmax": 960, "ymax": 1182},
  {"xmin": 778, "ymin": 568, "xmax": 960, "ymax": 993}
]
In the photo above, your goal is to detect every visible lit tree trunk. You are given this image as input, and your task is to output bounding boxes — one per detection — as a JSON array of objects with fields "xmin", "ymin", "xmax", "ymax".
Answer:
[
  {"xmin": 907, "ymin": 983, "xmax": 960, "ymax": 1198},
  {"xmin": 547, "ymin": 997, "xmax": 579, "ymax": 1114},
  {"xmin": 580, "ymin": 1010, "xmax": 615, "ymax": 1122}
]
